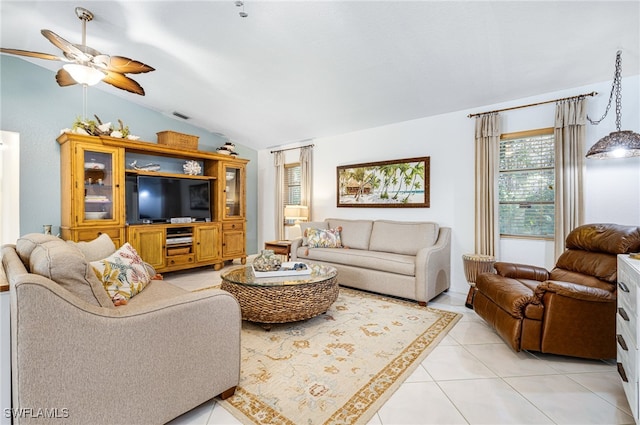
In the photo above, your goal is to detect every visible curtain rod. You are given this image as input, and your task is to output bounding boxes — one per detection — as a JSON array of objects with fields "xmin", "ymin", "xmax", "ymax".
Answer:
[
  {"xmin": 467, "ymin": 91, "xmax": 598, "ymax": 118},
  {"xmin": 270, "ymin": 143, "xmax": 315, "ymax": 154}
]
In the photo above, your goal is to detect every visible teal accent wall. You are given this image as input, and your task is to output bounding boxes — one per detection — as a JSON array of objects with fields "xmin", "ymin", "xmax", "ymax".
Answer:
[{"xmin": 0, "ymin": 55, "xmax": 258, "ymax": 254}]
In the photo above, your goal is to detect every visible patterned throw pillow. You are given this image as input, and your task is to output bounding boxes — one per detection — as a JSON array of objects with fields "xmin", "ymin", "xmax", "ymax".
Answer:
[
  {"xmin": 305, "ymin": 227, "xmax": 343, "ymax": 248},
  {"xmin": 91, "ymin": 243, "xmax": 151, "ymax": 306}
]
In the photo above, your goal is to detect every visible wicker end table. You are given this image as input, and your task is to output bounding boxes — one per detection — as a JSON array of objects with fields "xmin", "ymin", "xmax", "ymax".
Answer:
[
  {"xmin": 462, "ymin": 254, "xmax": 496, "ymax": 309},
  {"xmin": 221, "ymin": 263, "xmax": 338, "ymax": 330}
]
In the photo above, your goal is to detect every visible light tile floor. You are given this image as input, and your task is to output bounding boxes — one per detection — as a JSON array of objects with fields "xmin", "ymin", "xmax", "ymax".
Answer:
[{"xmin": 166, "ymin": 262, "xmax": 634, "ymax": 425}]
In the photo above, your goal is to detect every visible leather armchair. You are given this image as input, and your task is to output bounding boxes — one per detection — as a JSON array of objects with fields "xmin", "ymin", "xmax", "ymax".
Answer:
[{"xmin": 473, "ymin": 223, "xmax": 640, "ymax": 359}]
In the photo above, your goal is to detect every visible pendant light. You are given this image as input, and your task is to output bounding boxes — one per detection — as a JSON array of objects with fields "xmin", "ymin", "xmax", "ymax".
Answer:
[{"xmin": 586, "ymin": 50, "xmax": 640, "ymax": 159}]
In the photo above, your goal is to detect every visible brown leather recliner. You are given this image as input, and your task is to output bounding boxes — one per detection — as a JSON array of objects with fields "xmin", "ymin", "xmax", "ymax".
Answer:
[{"xmin": 473, "ymin": 223, "xmax": 640, "ymax": 359}]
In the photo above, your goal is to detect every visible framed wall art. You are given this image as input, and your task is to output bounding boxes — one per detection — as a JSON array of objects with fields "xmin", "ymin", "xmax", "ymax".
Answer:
[{"xmin": 336, "ymin": 156, "xmax": 430, "ymax": 208}]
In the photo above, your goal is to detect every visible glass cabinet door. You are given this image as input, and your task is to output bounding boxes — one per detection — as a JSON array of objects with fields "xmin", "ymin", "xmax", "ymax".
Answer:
[
  {"xmin": 79, "ymin": 145, "xmax": 120, "ymax": 224},
  {"xmin": 224, "ymin": 165, "xmax": 242, "ymax": 218}
]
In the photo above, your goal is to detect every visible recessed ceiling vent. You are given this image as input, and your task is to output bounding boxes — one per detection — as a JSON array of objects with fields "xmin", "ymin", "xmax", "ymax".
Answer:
[{"xmin": 173, "ymin": 111, "xmax": 190, "ymax": 120}]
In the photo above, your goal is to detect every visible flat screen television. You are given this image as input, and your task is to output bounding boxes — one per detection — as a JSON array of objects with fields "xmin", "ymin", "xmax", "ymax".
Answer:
[{"xmin": 126, "ymin": 175, "xmax": 212, "ymax": 223}]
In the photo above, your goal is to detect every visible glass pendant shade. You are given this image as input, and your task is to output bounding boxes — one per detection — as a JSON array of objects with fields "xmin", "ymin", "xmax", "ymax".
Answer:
[
  {"xmin": 585, "ymin": 130, "xmax": 640, "ymax": 159},
  {"xmin": 63, "ymin": 63, "xmax": 105, "ymax": 85}
]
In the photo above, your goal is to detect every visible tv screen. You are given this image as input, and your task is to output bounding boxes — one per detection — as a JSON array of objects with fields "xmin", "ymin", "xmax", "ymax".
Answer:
[{"xmin": 128, "ymin": 175, "xmax": 212, "ymax": 223}]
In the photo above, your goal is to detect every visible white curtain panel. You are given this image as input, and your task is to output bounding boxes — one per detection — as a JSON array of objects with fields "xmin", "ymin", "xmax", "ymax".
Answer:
[
  {"xmin": 474, "ymin": 113, "xmax": 501, "ymax": 257},
  {"xmin": 274, "ymin": 151, "xmax": 285, "ymax": 240},
  {"xmin": 299, "ymin": 146, "xmax": 313, "ymax": 221},
  {"xmin": 554, "ymin": 98, "xmax": 586, "ymax": 260}
]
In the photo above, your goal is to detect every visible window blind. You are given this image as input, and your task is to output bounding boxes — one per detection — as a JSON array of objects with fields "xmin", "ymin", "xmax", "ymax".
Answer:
[{"xmin": 499, "ymin": 133, "xmax": 555, "ymax": 238}]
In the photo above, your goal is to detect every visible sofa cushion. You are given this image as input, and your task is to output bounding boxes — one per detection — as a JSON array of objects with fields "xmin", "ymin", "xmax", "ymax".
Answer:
[
  {"xmin": 299, "ymin": 221, "xmax": 329, "ymax": 246},
  {"xmin": 306, "ymin": 227, "xmax": 343, "ymax": 248},
  {"xmin": 296, "ymin": 247, "xmax": 415, "ymax": 276},
  {"xmin": 369, "ymin": 220, "xmax": 439, "ymax": 255},
  {"xmin": 122, "ymin": 279, "xmax": 188, "ymax": 309},
  {"xmin": 326, "ymin": 219, "xmax": 373, "ymax": 250},
  {"xmin": 15, "ymin": 233, "xmax": 61, "ymax": 268},
  {"xmin": 565, "ymin": 223, "xmax": 640, "ymax": 254},
  {"xmin": 91, "ymin": 243, "xmax": 152, "ymax": 306},
  {"xmin": 554, "ymin": 250, "xmax": 618, "ymax": 284},
  {"xmin": 69, "ymin": 233, "xmax": 116, "ymax": 261},
  {"xmin": 29, "ymin": 239, "xmax": 113, "ymax": 307}
]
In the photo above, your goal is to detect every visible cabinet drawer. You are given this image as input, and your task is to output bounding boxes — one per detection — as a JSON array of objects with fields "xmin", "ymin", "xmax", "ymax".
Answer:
[
  {"xmin": 618, "ymin": 302, "xmax": 638, "ymax": 349},
  {"xmin": 618, "ymin": 359, "xmax": 639, "ymax": 420},
  {"xmin": 166, "ymin": 254, "xmax": 195, "ymax": 267},
  {"xmin": 76, "ymin": 227, "xmax": 122, "ymax": 242},
  {"xmin": 618, "ymin": 323, "xmax": 637, "ymax": 373},
  {"xmin": 222, "ymin": 222, "xmax": 245, "ymax": 231}
]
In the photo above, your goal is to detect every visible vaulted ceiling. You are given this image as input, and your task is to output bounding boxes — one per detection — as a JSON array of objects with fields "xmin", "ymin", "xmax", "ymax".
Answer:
[{"xmin": 1, "ymin": 1, "xmax": 638, "ymax": 150}]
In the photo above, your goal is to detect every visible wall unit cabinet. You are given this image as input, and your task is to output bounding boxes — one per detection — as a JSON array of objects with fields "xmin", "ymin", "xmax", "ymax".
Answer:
[
  {"xmin": 217, "ymin": 161, "xmax": 247, "ymax": 264},
  {"xmin": 59, "ymin": 136, "xmax": 125, "ymax": 247},
  {"xmin": 58, "ymin": 133, "xmax": 248, "ymax": 272},
  {"xmin": 617, "ymin": 254, "xmax": 640, "ymax": 422}
]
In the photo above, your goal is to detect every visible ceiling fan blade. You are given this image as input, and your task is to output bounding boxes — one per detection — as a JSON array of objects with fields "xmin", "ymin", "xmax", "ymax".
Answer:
[
  {"xmin": 0, "ymin": 48, "xmax": 65, "ymax": 61},
  {"xmin": 107, "ymin": 56, "xmax": 155, "ymax": 74},
  {"xmin": 103, "ymin": 71, "xmax": 145, "ymax": 95},
  {"xmin": 41, "ymin": 29, "xmax": 88, "ymax": 61},
  {"xmin": 55, "ymin": 68, "xmax": 78, "ymax": 87}
]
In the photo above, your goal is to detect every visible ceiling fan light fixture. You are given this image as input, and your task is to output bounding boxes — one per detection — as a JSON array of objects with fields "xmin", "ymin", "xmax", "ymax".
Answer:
[{"xmin": 63, "ymin": 63, "xmax": 105, "ymax": 85}]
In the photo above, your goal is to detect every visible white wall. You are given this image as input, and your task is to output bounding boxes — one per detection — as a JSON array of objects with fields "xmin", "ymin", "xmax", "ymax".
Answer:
[
  {"xmin": 258, "ymin": 76, "xmax": 640, "ymax": 294},
  {"xmin": 0, "ymin": 131, "xmax": 20, "ymax": 245}
]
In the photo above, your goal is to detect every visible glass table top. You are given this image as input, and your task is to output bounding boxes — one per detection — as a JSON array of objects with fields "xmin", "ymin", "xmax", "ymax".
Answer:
[{"xmin": 221, "ymin": 263, "xmax": 337, "ymax": 287}]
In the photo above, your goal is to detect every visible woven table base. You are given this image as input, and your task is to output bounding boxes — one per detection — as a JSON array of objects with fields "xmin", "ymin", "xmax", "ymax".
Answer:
[{"xmin": 221, "ymin": 275, "xmax": 339, "ymax": 325}]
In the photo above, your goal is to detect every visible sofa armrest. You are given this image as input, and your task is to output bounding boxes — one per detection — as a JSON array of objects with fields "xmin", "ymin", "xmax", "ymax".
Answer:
[
  {"xmin": 290, "ymin": 237, "xmax": 304, "ymax": 260},
  {"xmin": 415, "ymin": 227, "xmax": 451, "ymax": 302},
  {"xmin": 11, "ymin": 276, "xmax": 241, "ymax": 424},
  {"xmin": 494, "ymin": 262, "xmax": 549, "ymax": 281},
  {"xmin": 535, "ymin": 280, "xmax": 616, "ymax": 303}
]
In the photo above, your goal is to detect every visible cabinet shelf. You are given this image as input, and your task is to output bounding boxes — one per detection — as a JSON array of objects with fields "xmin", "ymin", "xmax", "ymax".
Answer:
[{"xmin": 125, "ymin": 169, "xmax": 216, "ymax": 180}]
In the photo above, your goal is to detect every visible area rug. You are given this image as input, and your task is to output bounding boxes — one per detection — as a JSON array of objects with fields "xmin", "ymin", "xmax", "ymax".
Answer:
[{"xmin": 216, "ymin": 287, "xmax": 461, "ymax": 425}]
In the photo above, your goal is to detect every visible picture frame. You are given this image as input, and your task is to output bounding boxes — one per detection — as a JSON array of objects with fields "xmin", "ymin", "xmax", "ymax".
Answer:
[
  {"xmin": 189, "ymin": 183, "xmax": 210, "ymax": 210},
  {"xmin": 336, "ymin": 156, "xmax": 430, "ymax": 208}
]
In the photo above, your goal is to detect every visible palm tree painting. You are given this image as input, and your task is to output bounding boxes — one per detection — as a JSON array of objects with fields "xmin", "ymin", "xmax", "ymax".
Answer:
[{"xmin": 337, "ymin": 157, "xmax": 430, "ymax": 207}]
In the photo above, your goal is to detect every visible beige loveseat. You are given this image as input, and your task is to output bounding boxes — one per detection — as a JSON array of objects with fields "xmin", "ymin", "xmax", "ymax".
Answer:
[
  {"xmin": 3, "ymin": 233, "xmax": 241, "ymax": 425},
  {"xmin": 291, "ymin": 219, "xmax": 451, "ymax": 305}
]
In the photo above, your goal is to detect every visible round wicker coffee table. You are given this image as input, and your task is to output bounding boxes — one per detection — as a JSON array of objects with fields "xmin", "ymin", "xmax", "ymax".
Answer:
[{"xmin": 220, "ymin": 263, "xmax": 338, "ymax": 329}]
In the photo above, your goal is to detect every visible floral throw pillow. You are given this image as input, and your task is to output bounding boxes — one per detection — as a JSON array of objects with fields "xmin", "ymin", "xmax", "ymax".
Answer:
[
  {"xmin": 305, "ymin": 227, "xmax": 343, "ymax": 248},
  {"xmin": 91, "ymin": 243, "xmax": 151, "ymax": 306}
]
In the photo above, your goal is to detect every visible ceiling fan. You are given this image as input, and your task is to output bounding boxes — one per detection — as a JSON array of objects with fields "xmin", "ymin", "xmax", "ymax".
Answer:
[{"xmin": 0, "ymin": 7, "xmax": 154, "ymax": 96}]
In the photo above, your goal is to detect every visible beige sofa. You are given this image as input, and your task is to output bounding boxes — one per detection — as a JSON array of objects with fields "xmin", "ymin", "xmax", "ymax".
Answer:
[
  {"xmin": 291, "ymin": 219, "xmax": 451, "ymax": 305},
  {"xmin": 3, "ymin": 233, "xmax": 241, "ymax": 425}
]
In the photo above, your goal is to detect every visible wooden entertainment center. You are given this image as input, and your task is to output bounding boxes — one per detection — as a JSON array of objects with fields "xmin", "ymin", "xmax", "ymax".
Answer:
[{"xmin": 58, "ymin": 132, "xmax": 248, "ymax": 272}]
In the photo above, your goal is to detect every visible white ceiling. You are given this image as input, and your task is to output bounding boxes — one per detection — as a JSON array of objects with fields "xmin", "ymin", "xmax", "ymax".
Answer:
[{"xmin": 1, "ymin": 1, "xmax": 639, "ymax": 150}]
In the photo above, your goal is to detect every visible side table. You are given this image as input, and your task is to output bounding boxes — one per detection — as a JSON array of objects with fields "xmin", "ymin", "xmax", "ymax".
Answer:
[
  {"xmin": 264, "ymin": 240, "xmax": 292, "ymax": 261},
  {"xmin": 462, "ymin": 253, "xmax": 496, "ymax": 309}
]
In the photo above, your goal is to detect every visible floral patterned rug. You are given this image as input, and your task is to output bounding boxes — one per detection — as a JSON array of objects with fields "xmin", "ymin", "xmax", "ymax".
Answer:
[{"xmin": 218, "ymin": 287, "xmax": 461, "ymax": 425}]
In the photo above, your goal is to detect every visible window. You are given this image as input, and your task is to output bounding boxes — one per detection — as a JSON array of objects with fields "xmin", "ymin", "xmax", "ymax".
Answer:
[
  {"xmin": 284, "ymin": 163, "xmax": 301, "ymax": 224},
  {"xmin": 499, "ymin": 129, "xmax": 555, "ymax": 238}
]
